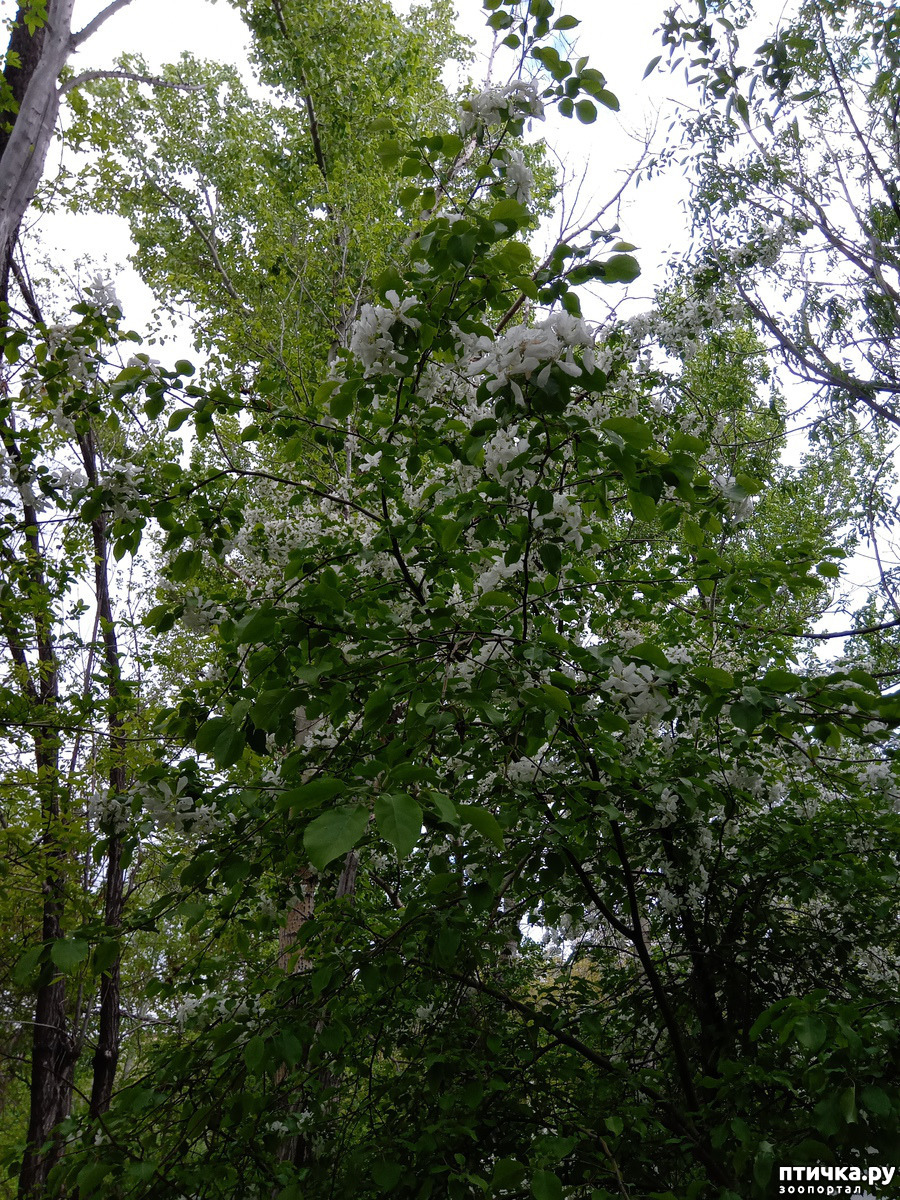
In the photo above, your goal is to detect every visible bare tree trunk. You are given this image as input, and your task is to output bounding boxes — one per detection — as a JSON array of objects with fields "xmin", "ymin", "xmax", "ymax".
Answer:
[
  {"xmin": 0, "ymin": 1, "xmax": 75, "ymax": 288},
  {"xmin": 19, "ymin": 866, "xmax": 76, "ymax": 1199},
  {"xmin": 78, "ymin": 429, "xmax": 127, "ymax": 1118},
  {"xmin": 0, "ymin": 8, "xmax": 47, "ymax": 307},
  {"xmin": 0, "ymin": 0, "xmax": 137, "ymax": 308},
  {"xmin": 89, "ymin": 832, "xmax": 123, "ymax": 1116}
]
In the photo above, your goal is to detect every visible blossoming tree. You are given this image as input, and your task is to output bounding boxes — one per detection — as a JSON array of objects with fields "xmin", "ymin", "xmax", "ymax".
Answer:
[{"xmin": 3, "ymin": 0, "xmax": 900, "ymax": 1197}]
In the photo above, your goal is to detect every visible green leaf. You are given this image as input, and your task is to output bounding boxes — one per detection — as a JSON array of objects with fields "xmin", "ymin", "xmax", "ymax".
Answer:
[
  {"xmin": 304, "ymin": 806, "xmax": 369, "ymax": 870},
  {"xmin": 169, "ymin": 549, "xmax": 202, "ymax": 581},
  {"xmin": 492, "ymin": 1159, "xmax": 526, "ymax": 1189},
  {"xmin": 92, "ymin": 939, "xmax": 120, "ymax": 975},
  {"xmin": 427, "ymin": 791, "xmax": 460, "ymax": 826},
  {"xmin": 212, "ymin": 723, "xmax": 246, "ymax": 768},
  {"xmin": 244, "ymin": 1035, "xmax": 266, "ymax": 1073},
  {"xmin": 489, "ymin": 198, "xmax": 531, "ymax": 227},
  {"xmin": 631, "ymin": 642, "xmax": 669, "ymax": 670},
  {"xmin": 374, "ymin": 793, "xmax": 423, "ymax": 858},
  {"xmin": 538, "ymin": 542, "xmax": 562, "ymax": 575},
  {"xmin": 439, "ymin": 520, "xmax": 466, "ymax": 550},
  {"xmin": 50, "ymin": 939, "xmax": 90, "ymax": 972},
  {"xmin": 753, "ymin": 1146, "xmax": 774, "ymax": 1189},
  {"xmin": 628, "ymin": 490, "xmax": 656, "ymax": 522},
  {"xmin": 761, "ymin": 668, "xmax": 799, "ymax": 692},
  {"xmin": 747, "ymin": 997, "xmax": 794, "ymax": 1041},
  {"xmin": 331, "ymin": 389, "xmax": 356, "ymax": 419},
  {"xmin": 601, "ymin": 416, "xmax": 653, "ymax": 449},
  {"xmin": 77, "ymin": 1163, "xmax": 112, "ymax": 1198},
  {"xmin": 575, "ymin": 98, "xmax": 597, "ymax": 123},
  {"xmin": 540, "ymin": 683, "xmax": 571, "ymax": 713},
  {"xmin": 694, "ymin": 665, "xmax": 734, "ymax": 689},
  {"xmin": 235, "ymin": 608, "xmax": 279, "ymax": 644},
  {"xmin": 795, "ymin": 1015, "xmax": 827, "ymax": 1052},
  {"xmin": 478, "ymin": 589, "xmax": 516, "ymax": 608},
  {"xmin": 12, "ymin": 944, "xmax": 44, "ymax": 986},
  {"xmin": 458, "ymin": 804, "xmax": 505, "ymax": 851},
  {"xmin": 644, "ymin": 54, "xmax": 662, "ymax": 78},
  {"xmin": 196, "ymin": 717, "xmax": 228, "ymax": 754},
  {"xmin": 730, "ymin": 700, "xmax": 761, "ymax": 733},
  {"xmin": 372, "ymin": 1162, "xmax": 404, "ymax": 1190},
  {"xmin": 601, "ymin": 253, "xmax": 641, "ymax": 284},
  {"xmin": 167, "ymin": 407, "xmax": 192, "ymax": 431},
  {"xmin": 861, "ymin": 1085, "xmax": 892, "ymax": 1117},
  {"xmin": 277, "ymin": 777, "xmax": 346, "ymax": 811},
  {"xmin": 531, "ymin": 1170, "xmax": 563, "ymax": 1200}
]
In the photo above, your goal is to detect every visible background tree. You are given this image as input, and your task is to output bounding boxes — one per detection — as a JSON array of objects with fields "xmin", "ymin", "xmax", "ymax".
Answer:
[{"xmin": 657, "ymin": 0, "xmax": 900, "ymax": 655}]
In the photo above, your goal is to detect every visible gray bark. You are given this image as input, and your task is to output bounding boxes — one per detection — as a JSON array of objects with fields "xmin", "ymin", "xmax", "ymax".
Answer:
[
  {"xmin": 0, "ymin": 1, "xmax": 75, "ymax": 270},
  {"xmin": 0, "ymin": 0, "xmax": 136, "ymax": 301}
]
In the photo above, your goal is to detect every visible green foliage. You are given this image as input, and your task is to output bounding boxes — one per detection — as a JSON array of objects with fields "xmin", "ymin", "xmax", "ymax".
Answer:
[{"xmin": 3, "ymin": 1, "xmax": 900, "ymax": 1198}]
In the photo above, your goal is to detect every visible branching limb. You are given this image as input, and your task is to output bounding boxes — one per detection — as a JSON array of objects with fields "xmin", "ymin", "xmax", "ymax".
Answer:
[
  {"xmin": 60, "ymin": 70, "xmax": 203, "ymax": 95},
  {"xmin": 71, "ymin": 0, "xmax": 135, "ymax": 47}
]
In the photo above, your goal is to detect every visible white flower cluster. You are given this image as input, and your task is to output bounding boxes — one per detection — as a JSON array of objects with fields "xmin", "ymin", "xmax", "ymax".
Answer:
[
  {"xmin": 88, "ymin": 788, "xmax": 131, "ymax": 836},
  {"xmin": 88, "ymin": 273, "xmax": 121, "ymax": 310},
  {"xmin": 181, "ymin": 588, "xmax": 226, "ymax": 633},
  {"xmin": 138, "ymin": 776, "xmax": 224, "ymax": 837},
  {"xmin": 481, "ymin": 425, "xmax": 530, "ymax": 480},
  {"xmin": 475, "ymin": 554, "xmax": 524, "ymax": 596},
  {"xmin": 49, "ymin": 404, "xmax": 77, "ymax": 435},
  {"xmin": 501, "ymin": 147, "xmax": 534, "ymax": 204},
  {"xmin": 653, "ymin": 787, "xmax": 679, "ymax": 828},
  {"xmin": 52, "ymin": 465, "xmax": 88, "ymax": 496},
  {"xmin": 851, "ymin": 945, "xmax": 900, "ymax": 989},
  {"xmin": 725, "ymin": 222, "xmax": 794, "ymax": 272},
  {"xmin": 42, "ymin": 324, "xmax": 100, "ymax": 384},
  {"xmin": 175, "ymin": 991, "xmax": 261, "ymax": 1029},
  {"xmin": 97, "ymin": 462, "xmax": 146, "ymax": 522},
  {"xmin": 348, "ymin": 290, "xmax": 420, "ymax": 377},
  {"xmin": 533, "ymin": 492, "xmax": 590, "ymax": 551},
  {"xmin": 13, "ymin": 475, "xmax": 50, "ymax": 513},
  {"xmin": 651, "ymin": 293, "xmax": 744, "ymax": 362},
  {"xmin": 126, "ymin": 353, "xmax": 163, "ymax": 379},
  {"xmin": 450, "ymin": 634, "xmax": 512, "ymax": 684},
  {"xmin": 666, "ymin": 645, "xmax": 693, "ymax": 665},
  {"xmin": 711, "ymin": 473, "xmax": 755, "ymax": 522},
  {"xmin": 601, "ymin": 656, "xmax": 670, "ymax": 720},
  {"xmin": 505, "ymin": 753, "xmax": 542, "ymax": 784},
  {"xmin": 468, "ymin": 312, "xmax": 596, "ymax": 406},
  {"xmin": 458, "ymin": 79, "xmax": 545, "ymax": 136}
]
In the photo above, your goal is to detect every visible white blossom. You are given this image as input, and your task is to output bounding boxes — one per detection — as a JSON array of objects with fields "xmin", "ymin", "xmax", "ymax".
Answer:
[
  {"xmin": 349, "ymin": 290, "xmax": 421, "ymax": 377},
  {"xmin": 468, "ymin": 312, "xmax": 596, "ymax": 406},
  {"xmin": 458, "ymin": 79, "xmax": 545, "ymax": 136}
]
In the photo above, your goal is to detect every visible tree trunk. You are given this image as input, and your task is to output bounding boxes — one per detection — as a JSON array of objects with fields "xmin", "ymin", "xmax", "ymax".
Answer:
[
  {"xmin": 0, "ymin": 0, "xmax": 75, "ymax": 297},
  {"xmin": 19, "ymin": 879, "xmax": 76, "ymax": 1199},
  {"xmin": 79, "ymin": 429, "xmax": 128, "ymax": 1118},
  {"xmin": 0, "ymin": 8, "xmax": 46, "ymax": 304}
]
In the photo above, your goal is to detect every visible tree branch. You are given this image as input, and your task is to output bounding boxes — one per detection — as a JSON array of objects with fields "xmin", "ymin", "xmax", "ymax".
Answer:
[
  {"xmin": 60, "ymin": 70, "xmax": 203, "ymax": 96},
  {"xmin": 71, "ymin": 0, "xmax": 135, "ymax": 47}
]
